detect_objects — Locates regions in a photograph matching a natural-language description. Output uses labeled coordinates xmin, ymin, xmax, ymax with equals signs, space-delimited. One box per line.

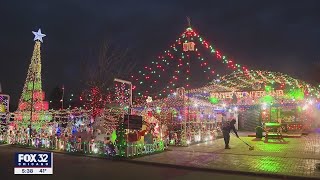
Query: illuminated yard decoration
xmin=211 ymin=70 xmax=319 ymax=98
xmin=14 ymin=29 xmax=51 ymax=129
xmin=209 ymin=97 xmax=219 ymax=104
xmin=202 ymin=70 xmax=320 ymax=104
xmin=287 ymin=88 xmax=304 ymax=100
xmin=138 ymin=69 xmax=320 ymax=135
xmin=260 ymin=95 xmax=274 ymax=104
xmin=129 ymin=20 xmax=320 ymax=140
xmin=131 ymin=24 xmax=250 ymax=100
xmin=0 ymin=94 xmax=10 ymax=133
xmin=0 ymin=94 xmax=10 ymax=113
xmin=202 ymin=70 xmax=319 ymax=131
xmin=133 ymin=87 xmax=223 ymax=146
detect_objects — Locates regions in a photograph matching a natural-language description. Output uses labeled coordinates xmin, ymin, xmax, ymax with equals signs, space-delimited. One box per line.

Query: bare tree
xmin=79 ymin=41 xmax=136 ymax=117
xmin=81 ymin=42 xmax=136 ymax=93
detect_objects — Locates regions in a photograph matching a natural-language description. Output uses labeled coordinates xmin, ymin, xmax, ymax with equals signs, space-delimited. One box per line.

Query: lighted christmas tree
xmin=14 ymin=29 xmax=51 ymax=129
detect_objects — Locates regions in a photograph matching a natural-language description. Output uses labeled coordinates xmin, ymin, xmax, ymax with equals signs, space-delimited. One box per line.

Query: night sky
xmin=1 ymin=0 xmax=320 ymax=109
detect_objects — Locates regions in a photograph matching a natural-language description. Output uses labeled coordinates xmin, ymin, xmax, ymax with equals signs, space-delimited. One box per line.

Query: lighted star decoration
xmin=32 ymin=29 xmax=46 ymax=43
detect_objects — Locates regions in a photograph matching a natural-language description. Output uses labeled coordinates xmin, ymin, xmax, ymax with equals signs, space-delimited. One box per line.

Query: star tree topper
xmin=32 ymin=29 xmax=46 ymax=43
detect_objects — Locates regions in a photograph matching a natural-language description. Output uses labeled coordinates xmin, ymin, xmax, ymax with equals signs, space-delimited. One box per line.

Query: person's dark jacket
xmin=222 ymin=119 xmax=239 ymax=137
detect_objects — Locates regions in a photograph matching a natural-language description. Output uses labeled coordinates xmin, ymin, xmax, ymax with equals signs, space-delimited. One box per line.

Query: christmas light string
xmin=214 ymin=70 xmax=320 ymax=98
xmin=131 ymin=27 xmax=250 ymax=101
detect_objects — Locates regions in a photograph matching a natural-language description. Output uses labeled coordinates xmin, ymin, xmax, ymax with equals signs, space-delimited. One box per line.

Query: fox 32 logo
xmin=15 ymin=153 xmax=52 ymax=168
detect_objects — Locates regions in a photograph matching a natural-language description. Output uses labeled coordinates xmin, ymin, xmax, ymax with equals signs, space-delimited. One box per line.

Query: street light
xmin=61 ymin=85 xmax=65 ymax=109
xmin=114 ymin=78 xmax=132 ymax=114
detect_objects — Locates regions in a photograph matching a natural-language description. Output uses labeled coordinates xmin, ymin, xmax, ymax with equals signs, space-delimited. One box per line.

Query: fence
xmin=0 ymin=133 xmax=165 ymax=157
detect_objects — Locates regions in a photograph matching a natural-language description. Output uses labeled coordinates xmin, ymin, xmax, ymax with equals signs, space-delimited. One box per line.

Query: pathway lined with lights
xmin=134 ymin=133 xmax=320 ymax=178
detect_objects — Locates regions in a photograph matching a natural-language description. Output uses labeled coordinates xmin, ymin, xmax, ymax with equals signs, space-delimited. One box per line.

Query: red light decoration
xmin=130 ymin=26 xmax=250 ymax=100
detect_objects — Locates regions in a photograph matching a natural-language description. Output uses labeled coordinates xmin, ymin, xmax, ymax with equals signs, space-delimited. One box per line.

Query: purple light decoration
xmin=317 ymin=103 xmax=320 ymax=110
xmin=178 ymin=115 xmax=182 ymax=119
xmin=72 ymin=126 xmax=77 ymax=135
xmin=35 ymin=138 xmax=40 ymax=147
xmin=56 ymin=127 xmax=61 ymax=136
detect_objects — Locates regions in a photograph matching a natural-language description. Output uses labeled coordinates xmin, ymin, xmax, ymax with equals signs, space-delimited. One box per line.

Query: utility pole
xmin=61 ymin=85 xmax=65 ymax=109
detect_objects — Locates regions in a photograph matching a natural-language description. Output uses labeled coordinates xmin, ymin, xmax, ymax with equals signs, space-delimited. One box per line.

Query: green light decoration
xmin=209 ymin=97 xmax=219 ymax=104
xmin=156 ymin=107 xmax=161 ymax=114
xmin=39 ymin=114 xmax=52 ymax=121
xmin=265 ymin=85 xmax=272 ymax=92
xmin=297 ymin=106 xmax=302 ymax=112
xmin=116 ymin=121 xmax=127 ymax=157
xmin=255 ymin=156 xmax=282 ymax=172
xmin=207 ymin=70 xmax=320 ymax=99
xmin=33 ymin=123 xmax=42 ymax=131
xmin=27 ymin=82 xmax=42 ymax=91
xmin=286 ymin=88 xmax=304 ymax=100
xmin=260 ymin=95 xmax=274 ymax=104
xmin=158 ymin=141 xmax=165 ymax=150
xmin=23 ymin=114 xmax=30 ymax=121
xmin=22 ymin=92 xmax=32 ymax=101
xmin=111 ymin=130 xmax=117 ymax=144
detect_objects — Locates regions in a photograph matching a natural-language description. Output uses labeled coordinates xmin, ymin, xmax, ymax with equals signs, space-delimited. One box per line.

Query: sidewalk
xmin=133 ymin=133 xmax=320 ymax=178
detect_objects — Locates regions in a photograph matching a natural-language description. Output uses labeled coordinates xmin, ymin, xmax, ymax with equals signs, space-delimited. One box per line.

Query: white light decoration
xmin=302 ymin=104 xmax=308 ymax=110
xmin=32 ymin=29 xmax=46 ymax=43
xmin=146 ymin=96 xmax=153 ymax=103
xmin=262 ymin=103 xmax=267 ymax=110
xmin=93 ymin=148 xmax=99 ymax=154
xmin=308 ymin=99 xmax=314 ymax=105
xmin=194 ymin=135 xmax=201 ymax=142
